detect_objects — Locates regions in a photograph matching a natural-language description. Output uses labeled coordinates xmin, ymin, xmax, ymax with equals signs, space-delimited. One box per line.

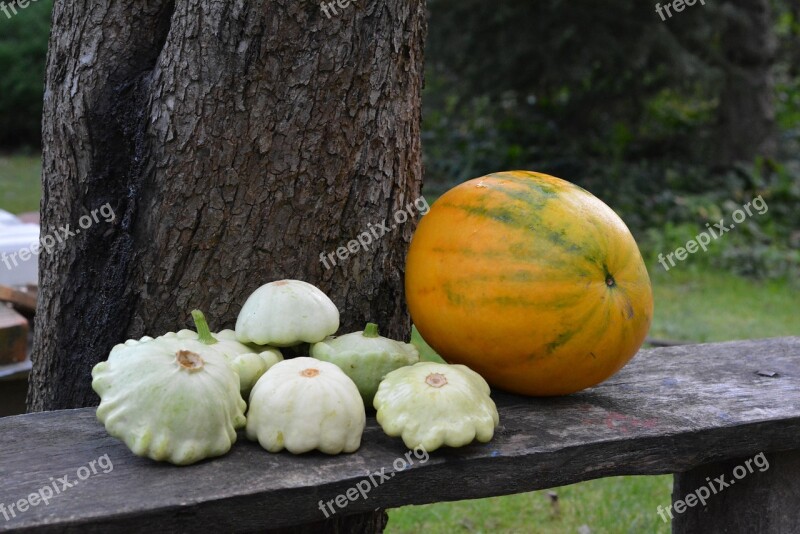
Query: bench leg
xmin=266 ymin=510 xmax=388 ymax=533
xmin=671 ymin=450 xmax=800 ymax=533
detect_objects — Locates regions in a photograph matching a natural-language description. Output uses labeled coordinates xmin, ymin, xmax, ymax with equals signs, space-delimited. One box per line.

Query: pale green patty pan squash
xmin=92 ymin=335 xmax=247 ymax=466
xmin=311 ymin=323 xmax=419 ymax=405
xmin=373 ymin=362 xmax=500 ymax=451
xmin=162 ymin=311 xmax=283 ymax=397
xmin=236 ymin=279 xmax=340 ymax=347
xmin=246 ymin=357 xmax=365 ymax=454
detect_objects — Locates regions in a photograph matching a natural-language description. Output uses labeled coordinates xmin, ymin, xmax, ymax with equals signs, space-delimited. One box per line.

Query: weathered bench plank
xmin=1 ymin=337 xmax=798 ymax=532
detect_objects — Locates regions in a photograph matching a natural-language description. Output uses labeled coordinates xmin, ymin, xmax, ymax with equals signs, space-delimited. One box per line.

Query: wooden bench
xmin=1 ymin=337 xmax=798 ymax=532
xmin=0 ymin=305 xmax=28 ymax=366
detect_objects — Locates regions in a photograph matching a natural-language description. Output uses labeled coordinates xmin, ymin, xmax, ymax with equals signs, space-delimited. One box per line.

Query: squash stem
xmin=192 ymin=310 xmax=218 ymax=345
xmin=363 ymin=323 xmax=380 ymax=338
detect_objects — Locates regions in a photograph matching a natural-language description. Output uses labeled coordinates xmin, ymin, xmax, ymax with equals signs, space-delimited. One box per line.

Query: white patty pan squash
xmin=235 ymin=280 xmax=339 ymax=347
xmin=373 ymin=362 xmax=500 ymax=452
xmin=92 ymin=335 xmax=247 ymax=466
xmin=246 ymin=357 xmax=365 ymax=454
xmin=109 ymin=335 xmax=155 ymax=355
xmin=162 ymin=311 xmax=283 ymax=396
xmin=311 ymin=323 xmax=419 ymax=405
xmin=221 ymin=342 xmax=283 ymax=397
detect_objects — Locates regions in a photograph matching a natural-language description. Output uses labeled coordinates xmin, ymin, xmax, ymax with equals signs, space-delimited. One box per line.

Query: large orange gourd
xmin=405 ymin=171 xmax=653 ymax=396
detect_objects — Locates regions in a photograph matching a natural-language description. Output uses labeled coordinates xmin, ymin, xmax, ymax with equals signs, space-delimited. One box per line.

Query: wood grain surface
xmin=1 ymin=337 xmax=798 ymax=532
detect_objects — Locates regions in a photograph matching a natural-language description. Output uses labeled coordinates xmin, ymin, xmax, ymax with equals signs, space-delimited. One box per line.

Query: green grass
xmin=392 ymin=266 xmax=797 ymax=533
xmin=0 ymin=153 xmax=41 ymax=214
xmin=648 ymin=266 xmax=798 ymax=342
xmin=388 ymin=476 xmax=673 ymax=534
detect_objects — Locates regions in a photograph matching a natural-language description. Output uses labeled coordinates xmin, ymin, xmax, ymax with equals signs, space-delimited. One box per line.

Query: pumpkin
xmin=405 ymin=171 xmax=653 ymax=396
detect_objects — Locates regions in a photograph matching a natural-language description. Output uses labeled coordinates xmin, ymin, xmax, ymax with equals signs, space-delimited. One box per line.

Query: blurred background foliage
xmin=0 ymin=0 xmax=51 ymax=148
xmin=0 ymin=0 xmax=797 ymax=276
xmin=422 ymin=0 xmax=800 ymax=281
xmin=0 ymin=2 xmax=796 ymax=532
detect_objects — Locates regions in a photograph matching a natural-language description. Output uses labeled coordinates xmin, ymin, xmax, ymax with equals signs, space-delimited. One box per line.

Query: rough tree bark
xmin=30 ymin=0 xmax=426 ymax=410
xmin=716 ymin=0 xmax=777 ymax=166
xmin=30 ymin=1 xmax=426 ymax=530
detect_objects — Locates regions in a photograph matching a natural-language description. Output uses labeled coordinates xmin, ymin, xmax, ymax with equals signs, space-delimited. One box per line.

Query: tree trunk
xmin=715 ymin=0 xmax=777 ymax=166
xmin=30 ymin=1 xmax=425 ymax=531
xmin=29 ymin=0 xmax=426 ymax=408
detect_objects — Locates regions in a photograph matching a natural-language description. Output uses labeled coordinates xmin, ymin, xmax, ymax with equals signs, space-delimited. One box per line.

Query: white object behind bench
xmin=0 ymin=209 xmax=39 ymax=287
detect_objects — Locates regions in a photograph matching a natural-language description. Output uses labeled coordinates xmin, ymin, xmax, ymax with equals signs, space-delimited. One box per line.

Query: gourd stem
xmin=192 ymin=310 xmax=218 ymax=345
xmin=363 ymin=323 xmax=380 ymax=338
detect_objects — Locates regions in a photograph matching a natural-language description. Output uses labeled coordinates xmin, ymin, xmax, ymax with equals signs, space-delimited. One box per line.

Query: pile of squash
xmin=92 ymin=280 xmax=499 ymax=465
xmin=93 ymin=170 xmax=653 ymax=465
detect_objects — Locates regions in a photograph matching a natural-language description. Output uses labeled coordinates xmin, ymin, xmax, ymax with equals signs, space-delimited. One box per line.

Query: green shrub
xmin=0 ymin=0 xmax=53 ymax=148
xmin=636 ymin=161 xmax=800 ymax=282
